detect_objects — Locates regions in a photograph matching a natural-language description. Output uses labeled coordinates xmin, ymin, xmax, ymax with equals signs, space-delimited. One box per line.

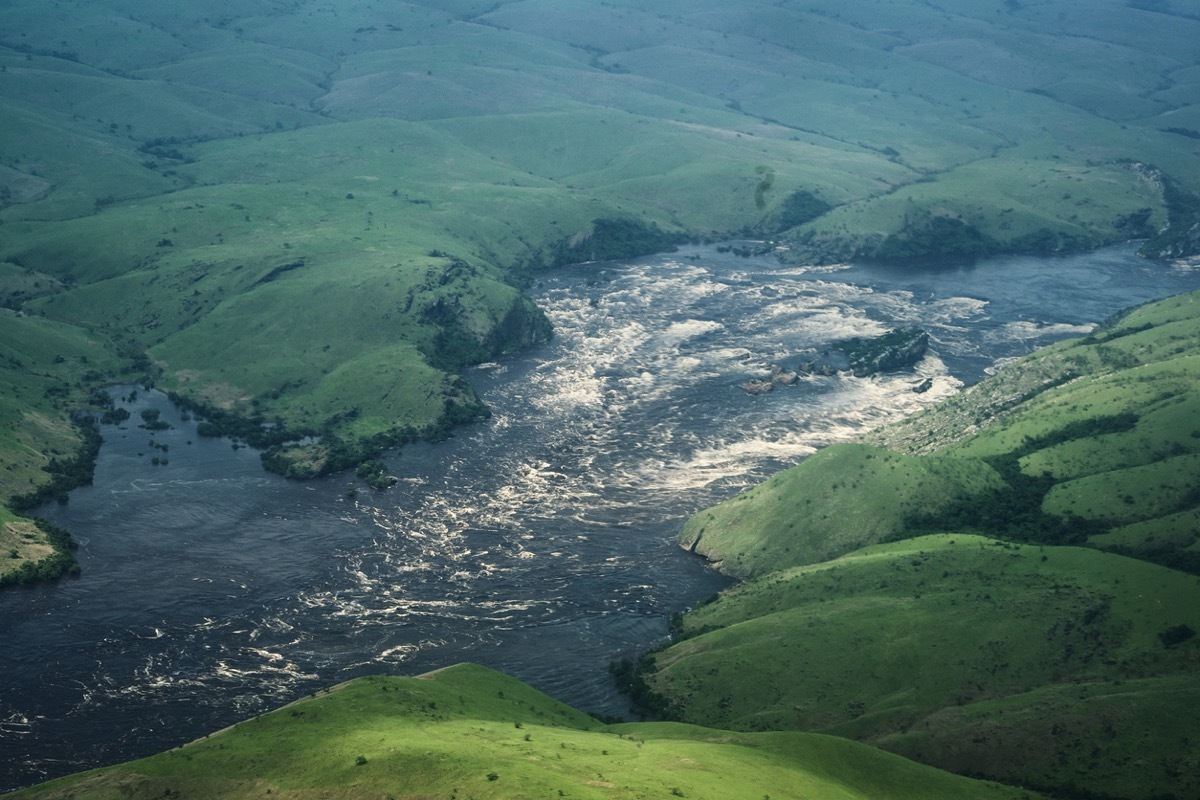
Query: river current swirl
xmin=2 ymin=243 xmax=1198 ymax=790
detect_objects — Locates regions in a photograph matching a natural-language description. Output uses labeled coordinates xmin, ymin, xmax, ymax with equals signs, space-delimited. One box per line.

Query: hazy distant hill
xmin=644 ymin=290 xmax=1200 ymax=800
xmin=2 ymin=0 xmax=1199 ymax=582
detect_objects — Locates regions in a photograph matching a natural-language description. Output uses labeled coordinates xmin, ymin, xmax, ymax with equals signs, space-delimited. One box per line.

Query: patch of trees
xmin=1159 ymin=623 xmax=1195 ymax=648
xmin=609 ymin=655 xmax=676 ymax=720
xmin=547 ymin=218 xmax=687 ymax=268
xmin=136 ymin=138 xmax=196 ymax=164
xmin=170 ymin=392 xmax=310 ymax=450
xmin=139 ymin=408 xmax=170 ymax=431
xmin=901 ymin=413 xmax=1140 ymax=547
xmin=870 ymin=216 xmax=1001 ymax=262
xmin=423 ymin=300 xmax=491 ymax=371
xmin=355 ymin=460 xmax=396 ymax=490
xmin=253 ymin=259 xmax=305 ymax=287
xmin=1139 ymin=175 xmax=1200 ymax=259
xmin=0 ymin=519 xmax=79 ymax=589
xmin=89 ymin=387 xmax=132 ymax=425
xmin=760 ymin=189 xmax=832 ymax=234
xmin=8 ymin=418 xmax=103 ymax=512
xmin=421 ymin=293 xmax=551 ymax=372
xmin=753 ymin=166 xmax=775 ymax=211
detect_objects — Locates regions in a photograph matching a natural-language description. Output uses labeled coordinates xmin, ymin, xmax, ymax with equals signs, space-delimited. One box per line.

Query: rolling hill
xmin=6 ymin=663 xmax=1042 ymax=800
xmin=4 ymin=3 xmax=1200 ymax=792
xmin=643 ymin=290 xmax=1200 ymax=799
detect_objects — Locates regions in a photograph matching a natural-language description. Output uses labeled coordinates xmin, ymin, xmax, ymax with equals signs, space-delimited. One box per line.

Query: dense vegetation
xmin=0 ymin=514 xmax=79 ymax=587
xmin=653 ymin=290 xmax=1200 ymax=800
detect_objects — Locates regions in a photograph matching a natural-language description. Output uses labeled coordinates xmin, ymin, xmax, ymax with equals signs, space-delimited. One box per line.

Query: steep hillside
xmin=9 ymin=663 xmax=1040 ymax=800
xmin=648 ymin=290 xmax=1200 ymax=799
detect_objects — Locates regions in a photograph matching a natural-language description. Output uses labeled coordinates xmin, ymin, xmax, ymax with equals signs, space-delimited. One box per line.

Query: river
xmin=2 ymin=242 xmax=1198 ymax=791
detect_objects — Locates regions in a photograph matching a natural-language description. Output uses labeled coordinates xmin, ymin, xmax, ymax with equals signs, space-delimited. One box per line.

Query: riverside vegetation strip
xmin=3 ymin=0 xmax=1200 ymax=584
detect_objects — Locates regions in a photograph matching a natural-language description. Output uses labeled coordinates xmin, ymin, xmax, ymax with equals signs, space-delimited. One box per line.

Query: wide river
xmin=3 ymin=243 xmax=1199 ymax=790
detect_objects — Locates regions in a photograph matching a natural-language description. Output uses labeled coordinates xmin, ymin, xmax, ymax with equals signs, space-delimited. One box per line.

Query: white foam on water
xmin=992 ymin=320 xmax=1095 ymax=341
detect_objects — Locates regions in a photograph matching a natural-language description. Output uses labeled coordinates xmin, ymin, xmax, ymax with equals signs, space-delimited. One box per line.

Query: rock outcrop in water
xmin=836 ymin=327 xmax=929 ymax=377
xmin=739 ymin=331 xmax=927 ymax=394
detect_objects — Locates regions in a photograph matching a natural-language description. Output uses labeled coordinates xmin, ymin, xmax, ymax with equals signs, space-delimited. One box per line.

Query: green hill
xmin=8 ymin=663 xmax=1040 ymax=800
xmin=646 ymin=290 xmax=1200 ymax=799
xmin=645 ymin=536 xmax=1199 ymax=800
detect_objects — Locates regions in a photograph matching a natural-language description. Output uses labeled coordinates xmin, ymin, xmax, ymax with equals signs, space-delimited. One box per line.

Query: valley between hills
xmin=2 ymin=1 xmax=1200 ymax=798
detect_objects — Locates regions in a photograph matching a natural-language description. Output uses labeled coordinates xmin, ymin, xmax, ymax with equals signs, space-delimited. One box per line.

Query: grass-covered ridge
xmin=9 ymin=663 xmax=1040 ymax=800
xmin=648 ymin=290 xmax=1200 ymax=799
xmin=2 ymin=0 xmax=1199 ymax=516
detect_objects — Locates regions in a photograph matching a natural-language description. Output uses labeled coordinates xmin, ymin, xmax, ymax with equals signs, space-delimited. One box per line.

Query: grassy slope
xmin=0 ymin=1 xmax=1195 ymax=788
xmin=10 ymin=663 xmax=1039 ymax=800
xmin=649 ymin=535 xmax=1199 ymax=800
xmin=652 ymin=291 xmax=1200 ymax=798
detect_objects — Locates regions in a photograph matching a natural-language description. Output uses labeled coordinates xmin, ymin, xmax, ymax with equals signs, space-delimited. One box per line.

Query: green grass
xmin=680 ymin=443 xmax=1004 ymax=579
xmin=10 ymin=663 xmax=1041 ymax=800
xmin=646 ymin=535 xmax=1200 ymax=800
xmin=1 ymin=2 xmax=1197 ymax=792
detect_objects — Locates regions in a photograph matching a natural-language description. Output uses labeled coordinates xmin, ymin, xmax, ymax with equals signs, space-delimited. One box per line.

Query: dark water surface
xmin=3 ymin=243 xmax=1198 ymax=790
